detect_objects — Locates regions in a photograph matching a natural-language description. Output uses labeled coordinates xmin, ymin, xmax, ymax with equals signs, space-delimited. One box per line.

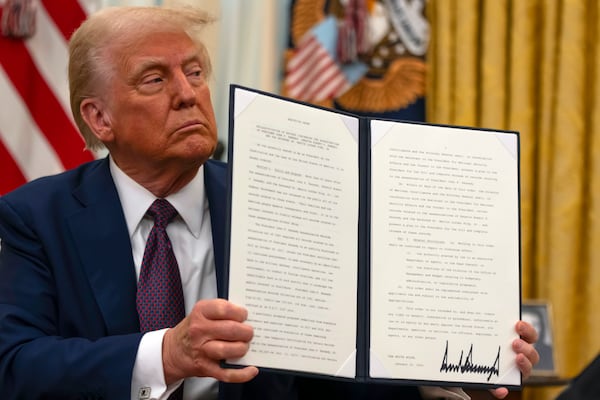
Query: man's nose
xmin=171 ymin=71 xmax=196 ymax=109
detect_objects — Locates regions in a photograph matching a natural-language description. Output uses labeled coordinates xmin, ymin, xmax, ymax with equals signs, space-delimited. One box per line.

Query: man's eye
xmin=143 ymin=76 xmax=163 ymax=84
xmin=188 ymin=69 xmax=202 ymax=78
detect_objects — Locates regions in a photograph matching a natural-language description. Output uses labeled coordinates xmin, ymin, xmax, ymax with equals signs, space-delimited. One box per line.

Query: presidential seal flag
xmin=285 ymin=0 xmax=429 ymax=121
xmin=0 ymin=0 xmax=96 ymax=195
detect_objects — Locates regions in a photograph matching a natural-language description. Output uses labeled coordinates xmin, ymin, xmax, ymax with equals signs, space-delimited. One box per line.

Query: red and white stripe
xmin=0 ymin=0 xmax=97 ymax=195
xmin=284 ymin=34 xmax=350 ymax=103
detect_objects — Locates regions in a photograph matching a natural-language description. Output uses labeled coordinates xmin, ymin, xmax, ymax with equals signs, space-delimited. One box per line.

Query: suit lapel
xmin=67 ymin=158 xmax=140 ymax=334
xmin=64 ymin=159 xmax=228 ymax=334
xmin=204 ymin=160 xmax=228 ymax=297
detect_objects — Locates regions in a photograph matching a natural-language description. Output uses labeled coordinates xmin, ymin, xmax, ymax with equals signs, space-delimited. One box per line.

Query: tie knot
xmin=147 ymin=199 xmax=178 ymax=228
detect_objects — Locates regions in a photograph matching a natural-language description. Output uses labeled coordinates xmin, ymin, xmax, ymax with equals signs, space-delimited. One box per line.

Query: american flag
xmin=0 ymin=0 xmax=97 ymax=195
xmin=285 ymin=31 xmax=348 ymax=103
xmin=284 ymin=16 xmax=367 ymax=104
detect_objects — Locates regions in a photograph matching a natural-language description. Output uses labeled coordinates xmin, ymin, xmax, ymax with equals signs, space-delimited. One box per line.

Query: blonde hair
xmin=68 ymin=6 xmax=214 ymax=150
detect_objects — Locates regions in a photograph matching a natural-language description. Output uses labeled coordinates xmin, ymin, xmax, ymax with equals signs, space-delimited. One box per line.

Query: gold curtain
xmin=427 ymin=1 xmax=600 ymax=399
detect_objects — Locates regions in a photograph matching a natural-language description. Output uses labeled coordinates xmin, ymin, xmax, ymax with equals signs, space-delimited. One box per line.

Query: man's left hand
xmin=490 ymin=320 xmax=540 ymax=399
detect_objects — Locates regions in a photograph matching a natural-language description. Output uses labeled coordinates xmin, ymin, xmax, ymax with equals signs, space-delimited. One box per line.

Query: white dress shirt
xmin=109 ymin=158 xmax=219 ymax=400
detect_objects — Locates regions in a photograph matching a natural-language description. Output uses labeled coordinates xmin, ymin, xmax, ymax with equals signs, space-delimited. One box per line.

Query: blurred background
xmin=1 ymin=1 xmax=598 ymax=399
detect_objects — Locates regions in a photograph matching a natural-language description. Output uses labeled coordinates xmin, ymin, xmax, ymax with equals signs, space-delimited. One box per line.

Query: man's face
xmin=101 ymin=30 xmax=217 ymax=172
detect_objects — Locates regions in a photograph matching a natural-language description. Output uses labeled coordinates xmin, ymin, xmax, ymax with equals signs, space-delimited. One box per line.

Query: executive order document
xmin=225 ymin=85 xmax=522 ymax=389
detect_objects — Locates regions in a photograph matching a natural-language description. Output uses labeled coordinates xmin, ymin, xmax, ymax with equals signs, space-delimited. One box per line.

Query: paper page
xmin=227 ymin=87 xmax=359 ymax=378
xmin=369 ymin=121 xmax=521 ymax=386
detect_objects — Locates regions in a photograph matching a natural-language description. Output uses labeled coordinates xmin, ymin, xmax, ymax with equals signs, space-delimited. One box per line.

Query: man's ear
xmin=80 ymin=98 xmax=114 ymax=143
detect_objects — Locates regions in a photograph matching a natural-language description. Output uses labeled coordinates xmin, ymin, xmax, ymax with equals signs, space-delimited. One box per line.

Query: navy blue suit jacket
xmin=0 ymin=158 xmax=295 ymax=400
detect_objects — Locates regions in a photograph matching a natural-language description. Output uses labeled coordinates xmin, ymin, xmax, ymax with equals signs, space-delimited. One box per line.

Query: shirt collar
xmin=109 ymin=156 xmax=206 ymax=239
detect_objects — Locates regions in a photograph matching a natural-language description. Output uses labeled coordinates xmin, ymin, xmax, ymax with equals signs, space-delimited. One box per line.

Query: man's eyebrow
xmin=129 ymin=57 xmax=167 ymax=80
xmin=130 ymin=52 xmax=204 ymax=79
xmin=181 ymin=52 xmax=204 ymax=67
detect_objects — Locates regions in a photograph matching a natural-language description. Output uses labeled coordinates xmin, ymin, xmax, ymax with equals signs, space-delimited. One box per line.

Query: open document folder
xmin=223 ymin=85 xmax=522 ymax=391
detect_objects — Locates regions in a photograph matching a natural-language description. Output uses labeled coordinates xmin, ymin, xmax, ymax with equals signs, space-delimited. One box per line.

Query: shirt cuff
xmin=131 ymin=328 xmax=183 ymax=400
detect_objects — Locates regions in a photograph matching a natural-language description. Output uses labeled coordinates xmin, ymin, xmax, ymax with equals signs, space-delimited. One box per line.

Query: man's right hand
xmin=161 ymin=298 xmax=259 ymax=384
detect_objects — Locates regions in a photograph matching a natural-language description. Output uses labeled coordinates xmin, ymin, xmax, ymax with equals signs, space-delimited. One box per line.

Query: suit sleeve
xmin=0 ymin=197 xmax=142 ymax=399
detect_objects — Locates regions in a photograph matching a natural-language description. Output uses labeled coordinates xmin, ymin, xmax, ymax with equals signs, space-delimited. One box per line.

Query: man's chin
xmin=179 ymin=137 xmax=216 ymax=161
xmin=184 ymin=146 xmax=216 ymax=166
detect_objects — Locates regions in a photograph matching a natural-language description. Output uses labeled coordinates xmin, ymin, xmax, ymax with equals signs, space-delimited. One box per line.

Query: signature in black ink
xmin=439 ymin=340 xmax=500 ymax=381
